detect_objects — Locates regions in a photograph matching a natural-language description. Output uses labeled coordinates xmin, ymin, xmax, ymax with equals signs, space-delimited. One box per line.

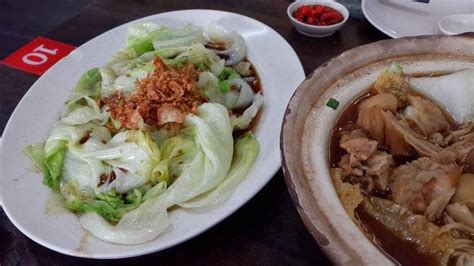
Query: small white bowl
xmin=287 ymin=1 xmax=349 ymax=37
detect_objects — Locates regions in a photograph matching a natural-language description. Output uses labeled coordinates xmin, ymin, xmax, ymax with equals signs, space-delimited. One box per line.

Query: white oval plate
xmin=0 ymin=10 xmax=305 ymax=259
xmin=362 ymin=0 xmax=474 ymax=38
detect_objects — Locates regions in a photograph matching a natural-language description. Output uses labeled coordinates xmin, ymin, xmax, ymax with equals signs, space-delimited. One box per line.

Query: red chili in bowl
xmin=292 ymin=4 xmax=344 ymax=26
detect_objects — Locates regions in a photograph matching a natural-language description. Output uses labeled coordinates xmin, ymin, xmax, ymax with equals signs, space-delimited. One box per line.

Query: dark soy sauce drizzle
xmin=205 ymin=41 xmax=263 ymax=138
xmin=231 ymin=58 xmax=263 ymax=138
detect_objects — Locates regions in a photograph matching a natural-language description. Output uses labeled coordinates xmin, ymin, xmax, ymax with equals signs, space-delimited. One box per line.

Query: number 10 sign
xmin=2 ymin=37 xmax=75 ymax=76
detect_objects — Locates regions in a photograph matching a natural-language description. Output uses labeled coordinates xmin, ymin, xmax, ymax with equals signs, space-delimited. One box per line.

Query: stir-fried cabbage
xmin=24 ymin=22 xmax=262 ymax=245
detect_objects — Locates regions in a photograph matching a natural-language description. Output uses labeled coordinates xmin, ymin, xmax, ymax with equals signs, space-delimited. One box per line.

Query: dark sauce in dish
xmin=201 ymin=44 xmax=263 ymax=137
xmin=329 ymin=91 xmax=372 ymax=167
xmin=233 ymin=58 xmax=263 ymax=138
xmin=355 ymin=205 xmax=439 ymax=266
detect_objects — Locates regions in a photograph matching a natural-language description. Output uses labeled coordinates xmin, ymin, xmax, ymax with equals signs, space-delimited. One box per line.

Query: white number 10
xmin=22 ymin=45 xmax=58 ymax=66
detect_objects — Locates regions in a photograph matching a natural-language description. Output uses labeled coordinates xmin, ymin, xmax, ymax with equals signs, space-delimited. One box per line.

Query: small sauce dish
xmin=287 ymin=1 xmax=349 ymax=37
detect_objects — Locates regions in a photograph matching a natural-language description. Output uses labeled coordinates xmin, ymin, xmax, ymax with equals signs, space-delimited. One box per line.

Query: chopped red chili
xmin=293 ymin=4 xmax=344 ymax=26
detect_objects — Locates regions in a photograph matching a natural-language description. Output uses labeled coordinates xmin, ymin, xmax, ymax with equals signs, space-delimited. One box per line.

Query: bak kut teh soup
xmin=329 ymin=63 xmax=474 ymax=266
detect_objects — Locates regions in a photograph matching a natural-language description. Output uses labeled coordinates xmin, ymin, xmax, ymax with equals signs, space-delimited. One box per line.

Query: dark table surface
xmin=0 ymin=0 xmax=388 ymax=265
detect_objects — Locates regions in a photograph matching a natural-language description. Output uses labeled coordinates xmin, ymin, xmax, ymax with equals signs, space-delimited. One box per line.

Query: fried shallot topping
xmin=104 ymin=58 xmax=206 ymax=129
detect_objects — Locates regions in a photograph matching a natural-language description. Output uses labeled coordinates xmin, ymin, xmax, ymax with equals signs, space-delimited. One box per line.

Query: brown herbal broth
xmin=329 ymin=75 xmax=462 ymax=265
xmin=355 ymin=205 xmax=439 ymax=266
xmin=329 ymin=91 xmax=372 ymax=168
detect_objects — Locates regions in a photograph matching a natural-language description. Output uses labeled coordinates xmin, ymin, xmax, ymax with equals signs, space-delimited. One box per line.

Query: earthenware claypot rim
xmin=280 ymin=34 xmax=474 ymax=265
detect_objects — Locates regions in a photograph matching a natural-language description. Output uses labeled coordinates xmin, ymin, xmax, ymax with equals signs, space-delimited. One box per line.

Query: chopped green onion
xmin=218 ymin=80 xmax=231 ymax=92
xmin=326 ymin=98 xmax=339 ymax=110
xmin=219 ymin=67 xmax=240 ymax=81
xmin=195 ymin=62 xmax=207 ymax=71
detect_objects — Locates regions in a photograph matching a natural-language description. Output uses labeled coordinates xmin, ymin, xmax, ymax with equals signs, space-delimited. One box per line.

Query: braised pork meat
xmin=330 ymin=64 xmax=474 ymax=265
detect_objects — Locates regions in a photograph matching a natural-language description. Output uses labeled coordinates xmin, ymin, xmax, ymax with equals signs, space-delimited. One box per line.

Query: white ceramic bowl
xmin=287 ymin=1 xmax=349 ymax=37
xmin=0 ymin=10 xmax=305 ymax=258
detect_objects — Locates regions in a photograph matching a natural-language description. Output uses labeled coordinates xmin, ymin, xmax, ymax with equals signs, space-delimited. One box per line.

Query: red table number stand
xmin=2 ymin=36 xmax=75 ymax=76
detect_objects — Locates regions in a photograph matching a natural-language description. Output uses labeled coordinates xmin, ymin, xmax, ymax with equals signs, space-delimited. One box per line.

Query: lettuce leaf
xmin=160 ymin=134 xmax=196 ymax=182
xmin=41 ymin=123 xmax=108 ymax=190
xmin=101 ymin=61 xmax=155 ymax=97
xmin=60 ymin=130 xmax=163 ymax=201
xmin=219 ymin=66 xmax=240 ymax=81
xmin=218 ymin=67 xmax=241 ymax=93
xmin=43 ymin=143 xmax=66 ymax=189
xmin=127 ymin=23 xmax=164 ymax=55
xmin=232 ymin=62 xmax=251 ymax=76
xmin=205 ymin=22 xmax=246 ymax=66
xmin=180 ymin=132 xmax=258 ymax=208
xmin=152 ymin=25 xmax=205 ymax=50
xmin=231 ymin=94 xmax=264 ymax=130
xmin=67 ymin=68 xmax=102 ymax=110
xmin=67 ymin=182 xmax=166 ymax=223
xmin=154 ymin=47 xmax=190 ymax=60
xmin=78 ymin=103 xmax=234 ymax=244
xmin=62 ymin=96 xmax=109 ymax=126
xmin=198 ymin=71 xmax=254 ymax=110
xmin=176 ymin=43 xmax=224 ymax=76
xmin=67 ymin=191 xmax=138 ymax=223
xmin=23 ymin=143 xmax=45 ymax=172
xmin=127 ymin=23 xmax=206 ymax=56
xmin=73 ymin=68 xmax=102 ymax=98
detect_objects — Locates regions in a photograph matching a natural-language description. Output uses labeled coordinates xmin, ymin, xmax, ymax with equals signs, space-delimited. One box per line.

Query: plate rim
xmin=361 ymin=0 xmax=404 ymax=39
